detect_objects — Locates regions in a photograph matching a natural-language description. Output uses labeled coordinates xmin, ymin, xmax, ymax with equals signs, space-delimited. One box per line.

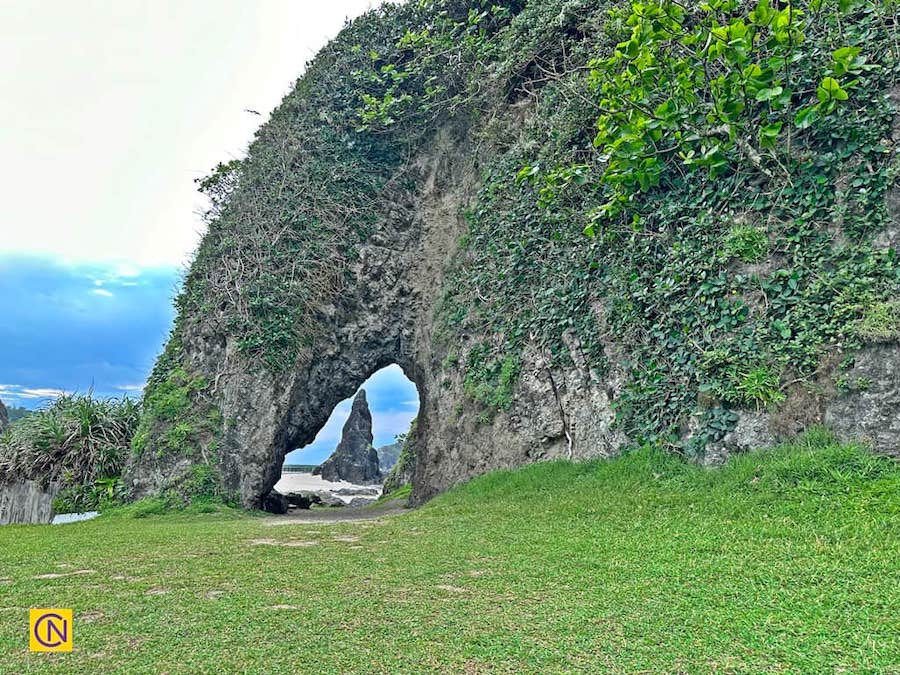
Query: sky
xmin=0 ymin=0 xmax=414 ymax=459
xmin=0 ymin=0 xmax=380 ymax=265
xmin=0 ymin=256 xmax=177 ymax=403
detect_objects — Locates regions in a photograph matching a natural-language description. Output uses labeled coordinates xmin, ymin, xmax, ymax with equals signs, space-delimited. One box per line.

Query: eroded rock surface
xmin=0 ymin=399 xmax=7 ymax=433
xmin=826 ymin=345 xmax=900 ymax=457
xmin=125 ymin=12 xmax=900 ymax=510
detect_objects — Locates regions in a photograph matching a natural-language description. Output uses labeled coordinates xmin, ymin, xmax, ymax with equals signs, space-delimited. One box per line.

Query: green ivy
xmin=439 ymin=0 xmax=898 ymax=452
xmin=149 ymin=0 xmax=898 ymax=463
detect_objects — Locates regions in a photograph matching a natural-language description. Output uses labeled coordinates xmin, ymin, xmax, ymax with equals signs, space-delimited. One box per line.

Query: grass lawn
xmin=1 ymin=431 xmax=898 ymax=673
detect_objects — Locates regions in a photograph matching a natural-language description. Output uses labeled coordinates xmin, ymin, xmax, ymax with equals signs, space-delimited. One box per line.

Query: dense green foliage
xmin=2 ymin=433 xmax=897 ymax=671
xmin=0 ymin=395 xmax=140 ymax=513
xmin=438 ymin=0 xmax=900 ymax=449
xmin=143 ymin=0 xmax=899 ymax=469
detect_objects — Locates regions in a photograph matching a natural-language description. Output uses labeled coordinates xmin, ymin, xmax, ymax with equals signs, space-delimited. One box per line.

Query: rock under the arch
xmin=313 ymin=390 xmax=382 ymax=485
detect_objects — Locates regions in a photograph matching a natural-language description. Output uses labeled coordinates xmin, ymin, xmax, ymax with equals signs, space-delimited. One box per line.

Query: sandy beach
xmin=273 ymin=472 xmax=382 ymax=504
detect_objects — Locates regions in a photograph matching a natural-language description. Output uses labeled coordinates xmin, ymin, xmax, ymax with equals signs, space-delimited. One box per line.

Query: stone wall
xmin=0 ymin=481 xmax=59 ymax=526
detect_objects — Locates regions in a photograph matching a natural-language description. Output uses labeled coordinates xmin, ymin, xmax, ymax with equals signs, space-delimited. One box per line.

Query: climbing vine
xmin=440 ymin=0 xmax=899 ymax=450
xmin=148 ymin=0 xmax=899 ymax=467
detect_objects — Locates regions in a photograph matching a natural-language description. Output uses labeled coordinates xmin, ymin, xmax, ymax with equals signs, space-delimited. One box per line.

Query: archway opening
xmin=273 ymin=364 xmax=419 ymax=510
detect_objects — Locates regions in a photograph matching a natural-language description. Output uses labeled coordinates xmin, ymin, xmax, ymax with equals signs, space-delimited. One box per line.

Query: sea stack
xmin=313 ymin=390 xmax=381 ymax=485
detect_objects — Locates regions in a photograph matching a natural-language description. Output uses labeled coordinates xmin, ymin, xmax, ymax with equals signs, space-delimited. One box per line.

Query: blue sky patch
xmin=0 ymin=255 xmax=179 ymax=405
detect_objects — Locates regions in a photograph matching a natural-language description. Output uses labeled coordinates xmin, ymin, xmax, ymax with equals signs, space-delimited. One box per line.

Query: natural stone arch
xmin=123 ymin=5 xmax=640 ymax=511
xmin=222 ymin=133 xmax=470 ymax=509
xmin=125 ymin=4 xmax=900 ymax=513
xmin=126 ymin=125 xmax=626 ymax=510
xmin=127 ymin=127 xmax=478 ymax=509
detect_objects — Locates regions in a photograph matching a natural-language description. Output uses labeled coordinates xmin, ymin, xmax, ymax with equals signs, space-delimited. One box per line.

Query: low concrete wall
xmin=0 ymin=481 xmax=59 ymax=525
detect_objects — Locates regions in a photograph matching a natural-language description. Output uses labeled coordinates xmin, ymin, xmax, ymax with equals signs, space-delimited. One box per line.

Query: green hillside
xmin=133 ymin=0 xmax=899 ymax=502
xmin=1 ymin=432 xmax=897 ymax=672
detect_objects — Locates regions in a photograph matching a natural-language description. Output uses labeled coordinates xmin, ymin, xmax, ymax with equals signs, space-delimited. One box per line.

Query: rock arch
xmin=128 ymin=128 xmax=484 ymax=508
xmin=126 ymin=6 xmax=900 ymax=511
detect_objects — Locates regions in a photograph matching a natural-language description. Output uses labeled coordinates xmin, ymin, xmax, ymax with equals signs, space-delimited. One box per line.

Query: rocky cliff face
xmin=314 ymin=390 xmax=381 ymax=485
xmin=0 ymin=399 xmax=8 ymax=433
xmin=125 ymin=1 xmax=900 ymax=509
xmin=376 ymin=441 xmax=403 ymax=474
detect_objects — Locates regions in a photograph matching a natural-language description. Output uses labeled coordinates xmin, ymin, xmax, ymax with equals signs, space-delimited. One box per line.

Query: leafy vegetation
xmin=129 ymin=336 xmax=223 ymax=495
xmin=383 ymin=417 xmax=418 ymax=494
xmin=1 ymin=433 xmax=897 ymax=672
xmin=854 ymin=298 xmax=900 ymax=342
xmin=141 ymin=0 xmax=899 ymax=469
xmin=131 ymin=365 xmax=215 ymax=460
xmin=724 ymin=223 xmax=770 ymax=262
xmin=438 ymin=0 xmax=900 ymax=448
xmin=0 ymin=394 xmax=140 ymax=513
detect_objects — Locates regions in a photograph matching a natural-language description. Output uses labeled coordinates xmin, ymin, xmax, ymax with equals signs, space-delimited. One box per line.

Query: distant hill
xmin=6 ymin=406 xmax=30 ymax=423
xmin=376 ymin=442 xmax=402 ymax=473
xmin=282 ymin=464 xmax=318 ymax=473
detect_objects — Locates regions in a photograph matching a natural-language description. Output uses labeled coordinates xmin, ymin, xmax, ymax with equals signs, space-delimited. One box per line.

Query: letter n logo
xmin=30 ymin=609 xmax=73 ymax=652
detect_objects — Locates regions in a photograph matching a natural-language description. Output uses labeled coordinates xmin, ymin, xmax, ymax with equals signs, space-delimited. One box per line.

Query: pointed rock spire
xmin=313 ymin=390 xmax=382 ymax=484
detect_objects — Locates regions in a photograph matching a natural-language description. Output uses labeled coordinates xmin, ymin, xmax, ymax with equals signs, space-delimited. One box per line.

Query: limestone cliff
xmin=125 ymin=1 xmax=900 ymax=509
xmin=314 ymin=390 xmax=381 ymax=485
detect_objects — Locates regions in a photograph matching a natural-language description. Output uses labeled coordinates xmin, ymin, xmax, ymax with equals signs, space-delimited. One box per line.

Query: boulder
xmin=282 ymin=490 xmax=347 ymax=508
xmin=346 ymin=496 xmax=377 ymax=508
xmin=332 ymin=486 xmax=380 ymax=497
xmin=313 ymin=390 xmax=382 ymax=484
xmin=314 ymin=492 xmax=347 ymax=507
xmin=261 ymin=491 xmax=288 ymax=514
xmin=285 ymin=493 xmax=316 ymax=509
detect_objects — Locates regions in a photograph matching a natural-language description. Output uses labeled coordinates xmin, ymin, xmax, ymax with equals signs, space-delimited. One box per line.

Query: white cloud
xmin=115 ymin=384 xmax=145 ymax=393
xmin=22 ymin=387 xmax=68 ymax=398
xmin=371 ymin=409 xmax=417 ymax=439
xmin=91 ymin=288 xmax=114 ymax=298
xmin=114 ymin=263 xmax=142 ymax=278
xmin=0 ymin=384 xmax=69 ymax=402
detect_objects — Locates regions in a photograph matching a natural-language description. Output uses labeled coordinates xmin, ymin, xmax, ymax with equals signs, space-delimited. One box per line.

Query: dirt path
xmin=263 ymin=501 xmax=409 ymax=526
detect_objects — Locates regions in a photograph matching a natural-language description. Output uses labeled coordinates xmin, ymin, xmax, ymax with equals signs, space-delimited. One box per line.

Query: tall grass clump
xmin=0 ymin=394 xmax=140 ymax=512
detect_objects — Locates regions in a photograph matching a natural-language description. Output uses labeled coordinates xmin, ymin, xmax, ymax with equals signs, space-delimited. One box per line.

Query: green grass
xmin=1 ymin=432 xmax=897 ymax=673
xmin=855 ymin=300 xmax=900 ymax=344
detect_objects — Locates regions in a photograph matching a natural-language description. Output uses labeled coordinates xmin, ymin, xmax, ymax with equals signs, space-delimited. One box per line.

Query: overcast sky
xmin=0 ymin=0 xmax=378 ymax=266
xmin=0 ymin=0 xmax=416 ymax=457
